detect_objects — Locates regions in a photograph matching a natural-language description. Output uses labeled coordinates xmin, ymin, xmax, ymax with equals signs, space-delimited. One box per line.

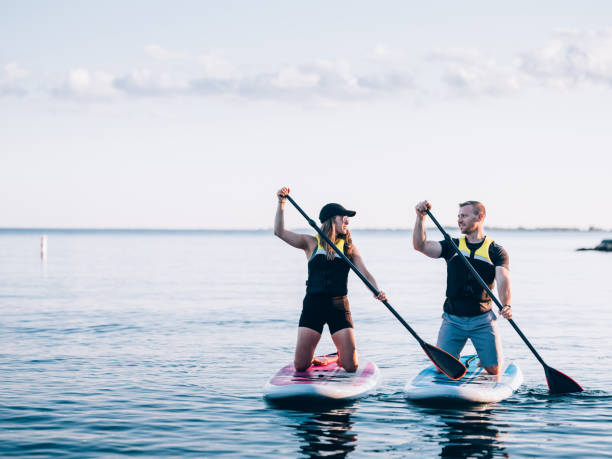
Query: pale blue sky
xmin=2 ymin=1 xmax=611 ymax=229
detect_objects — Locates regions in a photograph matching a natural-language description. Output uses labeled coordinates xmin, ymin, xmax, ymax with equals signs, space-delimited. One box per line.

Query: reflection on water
xmin=288 ymin=406 xmax=357 ymax=458
xmin=423 ymin=406 xmax=508 ymax=458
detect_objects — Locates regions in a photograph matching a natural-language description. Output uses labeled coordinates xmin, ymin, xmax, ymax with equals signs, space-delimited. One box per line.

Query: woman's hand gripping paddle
xmin=426 ymin=209 xmax=583 ymax=394
xmin=284 ymin=194 xmax=467 ymax=380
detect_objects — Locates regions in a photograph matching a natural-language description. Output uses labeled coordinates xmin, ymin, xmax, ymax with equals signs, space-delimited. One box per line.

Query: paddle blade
xmin=421 ymin=342 xmax=467 ymax=380
xmin=544 ymin=365 xmax=583 ymax=394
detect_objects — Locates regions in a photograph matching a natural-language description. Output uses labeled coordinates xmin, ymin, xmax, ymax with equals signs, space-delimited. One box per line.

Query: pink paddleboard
xmin=264 ymin=354 xmax=381 ymax=402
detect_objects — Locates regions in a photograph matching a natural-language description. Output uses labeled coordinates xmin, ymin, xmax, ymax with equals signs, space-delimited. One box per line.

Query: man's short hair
xmin=459 ymin=200 xmax=486 ymax=217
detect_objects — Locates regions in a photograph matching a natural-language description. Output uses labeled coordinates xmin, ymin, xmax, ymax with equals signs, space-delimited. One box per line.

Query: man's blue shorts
xmin=436 ymin=310 xmax=503 ymax=368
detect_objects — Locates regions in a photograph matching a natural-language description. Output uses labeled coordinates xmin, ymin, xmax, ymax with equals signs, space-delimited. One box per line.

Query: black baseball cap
xmin=319 ymin=203 xmax=356 ymax=223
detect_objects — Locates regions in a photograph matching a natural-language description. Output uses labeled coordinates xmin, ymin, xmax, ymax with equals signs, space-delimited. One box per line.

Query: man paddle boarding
xmin=413 ymin=200 xmax=512 ymax=375
xmin=275 ymin=187 xmax=387 ymax=373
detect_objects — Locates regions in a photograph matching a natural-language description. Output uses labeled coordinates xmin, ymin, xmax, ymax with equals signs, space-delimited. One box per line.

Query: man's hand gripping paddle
xmin=426 ymin=209 xmax=583 ymax=394
xmin=284 ymin=194 xmax=467 ymax=380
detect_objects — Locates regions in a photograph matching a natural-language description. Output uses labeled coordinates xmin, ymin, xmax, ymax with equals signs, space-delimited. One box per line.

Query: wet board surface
xmin=264 ymin=354 xmax=380 ymax=403
xmin=405 ymin=354 xmax=523 ymax=405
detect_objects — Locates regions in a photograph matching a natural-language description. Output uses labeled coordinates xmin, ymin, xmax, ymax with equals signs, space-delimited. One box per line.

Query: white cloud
xmin=519 ymin=29 xmax=612 ymax=89
xmin=235 ymin=60 xmax=412 ymax=102
xmin=304 ymin=60 xmax=361 ymax=96
xmin=53 ymin=68 xmax=120 ymax=100
xmin=429 ymin=31 xmax=612 ymax=97
xmin=198 ymin=51 xmax=237 ymax=79
xmin=4 ymin=62 xmax=29 ymax=80
xmin=114 ymin=69 xmax=190 ymax=96
xmin=190 ymin=76 xmax=236 ymax=96
xmin=42 ymin=29 xmax=612 ymax=104
xmin=265 ymin=60 xmax=362 ymax=99
xmin=1 ymin=62 xmax=29 ymax=97
xmin=271 ymin=66 xmax=320 ymax=89
xmin=109 ymin=58 xmax=413 ymax=102
xmin=358 ymin=71 xmax=413 ymax=91
xmin=429 ymin=48 xmax=524 ymax=97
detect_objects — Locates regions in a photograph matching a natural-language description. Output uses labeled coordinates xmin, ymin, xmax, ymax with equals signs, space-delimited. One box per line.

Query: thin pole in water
xmin=40 ymin=235 xmax=47 ymax=260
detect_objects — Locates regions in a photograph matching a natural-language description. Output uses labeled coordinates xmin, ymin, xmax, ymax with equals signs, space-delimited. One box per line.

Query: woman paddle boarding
xmin=274 ymin=187 xmax=387 ymax=373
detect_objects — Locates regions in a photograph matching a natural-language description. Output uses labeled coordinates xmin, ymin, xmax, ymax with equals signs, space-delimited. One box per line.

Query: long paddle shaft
xmin=283 ymin=194 xmax=467 ymax=380
xmin=426 ymin=209 xmax=583 ymax=394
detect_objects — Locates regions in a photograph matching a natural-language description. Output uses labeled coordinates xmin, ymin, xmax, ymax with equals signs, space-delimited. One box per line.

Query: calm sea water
xmin=1 ymin=229 xmax=611 ymax=457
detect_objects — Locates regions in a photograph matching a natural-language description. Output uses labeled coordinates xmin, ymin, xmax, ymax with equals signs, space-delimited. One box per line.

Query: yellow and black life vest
xmin=444 ymin=236 xmax=496 ymax=317
xmin=306 ymin=235 xmax=350 ymax=296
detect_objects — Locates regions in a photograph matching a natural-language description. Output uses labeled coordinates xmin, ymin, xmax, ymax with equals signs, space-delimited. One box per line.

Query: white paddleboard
xmin=264 ymin=354 xmax=380 ymax=403
xmin=405 ymin=354 xmax=523 ymax=404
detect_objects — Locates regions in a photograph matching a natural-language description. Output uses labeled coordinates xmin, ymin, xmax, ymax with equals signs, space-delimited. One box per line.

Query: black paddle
xmin=284 ymin=194 xmax=467 ymax=380
xmin=426 ymin=209 xmax=583 ymax=394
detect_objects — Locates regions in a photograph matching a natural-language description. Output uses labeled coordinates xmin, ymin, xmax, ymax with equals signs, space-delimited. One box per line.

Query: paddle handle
xmin=425 ymin=210 xmax=548 ymax=367
xmin=285 ymin=194 xmax=424 ymax=344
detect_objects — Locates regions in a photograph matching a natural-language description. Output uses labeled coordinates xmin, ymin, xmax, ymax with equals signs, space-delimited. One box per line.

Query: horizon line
xmin=1 ymin=226 xmax=610 ymax=233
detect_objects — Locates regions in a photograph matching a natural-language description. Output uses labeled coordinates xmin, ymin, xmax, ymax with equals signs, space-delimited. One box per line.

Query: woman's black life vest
xmin=444 ymin=236 xmax=496 ymax=317
xmin=305 ymin=235 xmax=350 ymax=296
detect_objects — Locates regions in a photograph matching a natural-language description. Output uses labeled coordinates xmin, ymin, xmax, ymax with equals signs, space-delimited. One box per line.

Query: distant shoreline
xmin=1 ymin=227 xmax=610 ymax=233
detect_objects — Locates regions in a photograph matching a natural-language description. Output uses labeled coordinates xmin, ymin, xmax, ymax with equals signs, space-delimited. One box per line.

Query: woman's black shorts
xmin=298 ymin=293 xmax=353 ymax=335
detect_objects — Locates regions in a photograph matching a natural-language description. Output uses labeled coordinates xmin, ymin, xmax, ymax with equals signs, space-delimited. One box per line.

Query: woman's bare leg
xmin=294 ymin=327 xmax=322 ymax=371
xmin=331 ymin=328 xmax=358 ymax=372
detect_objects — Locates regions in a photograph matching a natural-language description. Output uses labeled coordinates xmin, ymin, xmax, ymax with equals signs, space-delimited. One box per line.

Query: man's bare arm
xmin=413 ymin=200 xmax=442 ymax=258
xmin=495 ymin=266 xmax=513 ymax=319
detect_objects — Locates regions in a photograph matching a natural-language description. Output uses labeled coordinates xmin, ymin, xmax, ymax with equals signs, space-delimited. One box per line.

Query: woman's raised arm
xmin=274 ymin=187 xmax=316 ymax=254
